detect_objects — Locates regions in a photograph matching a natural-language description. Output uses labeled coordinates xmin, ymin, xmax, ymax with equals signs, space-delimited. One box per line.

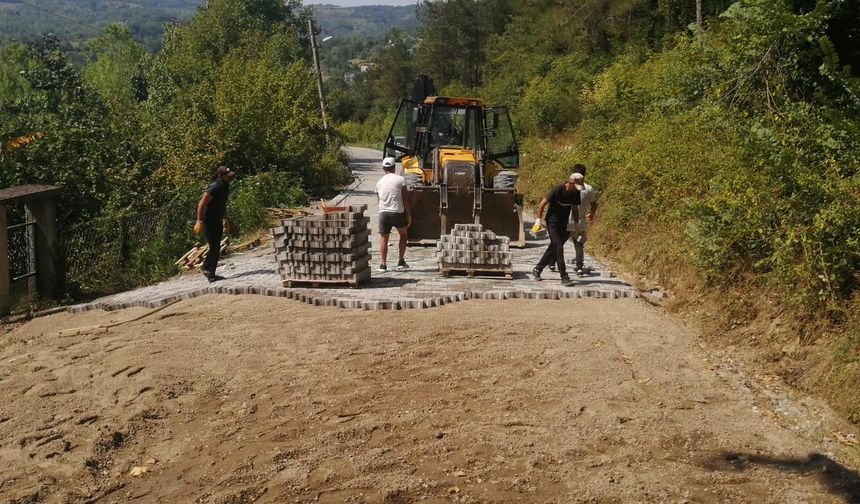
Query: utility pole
xmin=308 ymin=18 xmax=329 ymax=141
xmin=696 ymin=0 xmax=703 ymax=26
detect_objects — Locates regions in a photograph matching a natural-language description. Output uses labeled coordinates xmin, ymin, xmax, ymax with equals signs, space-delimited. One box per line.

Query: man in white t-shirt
xmin=568 ymin=166 xmax=598 ymax=275
xmin=375 ymin=157 xmax=412 ymax=271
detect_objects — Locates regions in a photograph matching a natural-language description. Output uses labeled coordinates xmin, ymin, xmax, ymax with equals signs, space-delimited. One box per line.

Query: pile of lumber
xmin=437 ymin=223 xmax=513 ymax=278
xmin=175 ymin=237 xmax=230 ymax=270
xmin=271 ymin=205 xmax=371 ymax=288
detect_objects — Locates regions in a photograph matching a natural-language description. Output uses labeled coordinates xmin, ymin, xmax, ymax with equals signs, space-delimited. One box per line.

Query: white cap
xmin=382 ymin=157 xmax=396 ymax=168
xmin=569 ymin=172 xmax=584 ymax=189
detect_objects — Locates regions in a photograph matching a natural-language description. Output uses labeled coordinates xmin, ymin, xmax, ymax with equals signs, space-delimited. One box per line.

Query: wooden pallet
xmin=282 ymin=277 xmax=365 ymax=289
xmin=439 ymin=266 xmax=513 ymax=279
xmin=175 ymin=237 xmax=230 ymax=270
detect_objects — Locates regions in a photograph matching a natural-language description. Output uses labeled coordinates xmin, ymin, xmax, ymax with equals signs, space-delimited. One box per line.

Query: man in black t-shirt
xmin=193 ymin=165 xmax=235 ymax=282
xmin=532 ymin=173 xmax=581 ymax=284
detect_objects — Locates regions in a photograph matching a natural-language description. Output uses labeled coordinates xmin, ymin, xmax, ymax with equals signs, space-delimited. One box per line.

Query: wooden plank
xmin=175 ymin=243 xmax=202 ymax=266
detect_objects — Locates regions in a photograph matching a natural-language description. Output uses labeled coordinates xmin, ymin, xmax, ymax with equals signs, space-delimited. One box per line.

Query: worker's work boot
xmin=532 ymin=267 xmax=542 ymax=281
xmin=560 ymin=275 xmax=573 ymax=286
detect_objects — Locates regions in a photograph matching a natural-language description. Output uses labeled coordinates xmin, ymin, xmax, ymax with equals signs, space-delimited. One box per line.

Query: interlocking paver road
xmin=70 ymin=147 xmax=637 ymax=312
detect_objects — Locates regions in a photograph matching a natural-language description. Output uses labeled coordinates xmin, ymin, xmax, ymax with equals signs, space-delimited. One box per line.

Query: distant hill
xmin=312 ymin=4 xmax=417 ymax=37
xmin=0 ymin=0 xmax=202 ymax=50
xmin=0 ymin=1 xmax=416 ymax=51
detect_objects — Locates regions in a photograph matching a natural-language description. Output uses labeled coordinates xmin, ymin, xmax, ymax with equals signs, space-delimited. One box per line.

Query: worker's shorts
xmin=378 ymin=211 xmax=407 ymax=235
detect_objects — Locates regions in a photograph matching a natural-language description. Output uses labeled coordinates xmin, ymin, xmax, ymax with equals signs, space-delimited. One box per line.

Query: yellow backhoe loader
xmin=383 ymin=75 xmax=524 ymax=246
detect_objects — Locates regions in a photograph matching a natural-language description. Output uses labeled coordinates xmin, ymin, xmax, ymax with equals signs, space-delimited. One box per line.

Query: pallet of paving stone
xmin=272 ymin=204 xmax=372 ymax=288
xmin=279 ymin=257 xmax=370 ymax=276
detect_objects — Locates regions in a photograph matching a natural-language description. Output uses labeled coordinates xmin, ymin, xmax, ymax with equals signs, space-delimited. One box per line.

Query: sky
xmin=304 ymin=1 xmax=417 ymax=5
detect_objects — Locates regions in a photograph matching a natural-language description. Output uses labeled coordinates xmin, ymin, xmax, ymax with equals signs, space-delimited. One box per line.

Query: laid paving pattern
xmin=69 ymin=147 xmax=638 ymax=313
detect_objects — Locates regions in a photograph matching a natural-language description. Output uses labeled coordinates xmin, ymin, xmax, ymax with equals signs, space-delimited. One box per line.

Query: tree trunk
xmin=696 ymin=0 xmax=703 ymax=26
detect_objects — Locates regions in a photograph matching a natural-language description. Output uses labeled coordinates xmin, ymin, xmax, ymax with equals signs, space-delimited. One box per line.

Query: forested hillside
xmin=314 ymin=4 xmax=417 ymax=36
xmin=0 ymin=0 xmax=202 ymax=51
xmin=0 ymin=0 xmax=348 ymax=293
xmin=334 ymin=0 xmax=860 ymax=423
xmin=0 ymin=1 xmax=416 ymax=56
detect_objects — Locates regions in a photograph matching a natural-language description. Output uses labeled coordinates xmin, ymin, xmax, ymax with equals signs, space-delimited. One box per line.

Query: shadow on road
xmin=360 ymin=277 xmax=420 ymax=289
xmin=703 ymin=451 xmax=860 ymax=503
xmin=230 ymin=269 xmax=276 ymax=279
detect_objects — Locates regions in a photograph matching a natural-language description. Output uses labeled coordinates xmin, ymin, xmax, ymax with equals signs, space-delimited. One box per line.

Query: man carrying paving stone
xmin=193 ymin=165 xmax=235 ymax=282
xmin=376 ymin=157 xmax=411 ymax=272
xmin=532 ymin=172 xmax=580 ymax=284
xmin=569 ymin=166 xmax=598 ymax=276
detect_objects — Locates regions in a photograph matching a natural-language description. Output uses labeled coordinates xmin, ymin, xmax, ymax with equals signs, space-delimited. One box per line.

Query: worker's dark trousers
xmin=202 ymin=220 xmax=222 ymax=276
xmin=536 ymin=221 xmax=567 ymax=277
xmin=570 ymin=231 xmax=586 ymax=270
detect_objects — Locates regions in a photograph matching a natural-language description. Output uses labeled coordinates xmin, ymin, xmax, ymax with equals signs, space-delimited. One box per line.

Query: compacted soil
xmin=1 ymin=296 xmax=858 ymax=503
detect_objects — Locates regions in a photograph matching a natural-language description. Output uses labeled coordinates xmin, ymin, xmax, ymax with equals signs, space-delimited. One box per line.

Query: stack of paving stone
xmin=436 ymin=223 xmax=513 ymax=278
xmin=272 ymin=204 xmax=371 ymax=287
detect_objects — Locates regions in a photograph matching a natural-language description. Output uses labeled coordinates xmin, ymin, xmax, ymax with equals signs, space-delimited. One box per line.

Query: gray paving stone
xmin=69 ymin=150 xmax=639 ymax=313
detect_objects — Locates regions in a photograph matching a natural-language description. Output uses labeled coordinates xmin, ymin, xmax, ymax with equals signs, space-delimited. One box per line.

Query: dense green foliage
xmin=510 ymin=0 xmax=860 ymax=315
xmin=335 ymin=0 xmax=859 ymax=313
xmin=0 ymin=0 xmax=351 ymax=295
xmin=229 ymin=171 xmax=309 ymax=236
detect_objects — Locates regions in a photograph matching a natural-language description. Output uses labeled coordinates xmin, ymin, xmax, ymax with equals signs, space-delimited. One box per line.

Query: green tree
xmin=415 ymin=0 xmax=513 ymax=89
xmin=0 ymin=44 xmax=32 ymax=101
xmin=0 ymin=37 xmax=131 ymax=223
xmin=144 ymin=0 xmax=348 ymax=191
xmin=83 ymin=24 xmax=147 ymax=107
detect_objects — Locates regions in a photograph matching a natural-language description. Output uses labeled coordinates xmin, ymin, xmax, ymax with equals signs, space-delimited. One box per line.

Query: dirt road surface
xmin=2 ymin=296 xmax=859 ymax=503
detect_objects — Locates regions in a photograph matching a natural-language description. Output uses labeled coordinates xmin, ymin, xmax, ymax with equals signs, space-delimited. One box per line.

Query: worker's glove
xmin=222 ymin=219 xmax=231 ymax=233
xmin=587 ymin=213 xmax=594 ymax=223
xmin=193 ymin=220 xmax=204 ymax=235
xmin=531 ymin=218 xmax=543 ymax=235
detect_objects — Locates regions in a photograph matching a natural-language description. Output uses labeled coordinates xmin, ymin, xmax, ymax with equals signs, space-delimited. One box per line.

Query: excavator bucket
xmin=407 ymin=188 xmax=525 ymax=246
xmin=406 ymin=158 xmax=525 ymax=245
xmin=406 ymin=187 xmax=442 ymax=244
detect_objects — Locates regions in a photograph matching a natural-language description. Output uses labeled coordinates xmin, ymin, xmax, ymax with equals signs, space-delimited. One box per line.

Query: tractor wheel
xmin=404 ymin=173 xmax=423 ymax=188
xmin=493 ymin=170 xmax=518 ymax=189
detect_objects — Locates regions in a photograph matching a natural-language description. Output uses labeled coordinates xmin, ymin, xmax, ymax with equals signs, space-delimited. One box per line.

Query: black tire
xmin=404 ymin=173 xmax=423 ymax=188
xmin=493 ymin=170 xmax=518 ymax=189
